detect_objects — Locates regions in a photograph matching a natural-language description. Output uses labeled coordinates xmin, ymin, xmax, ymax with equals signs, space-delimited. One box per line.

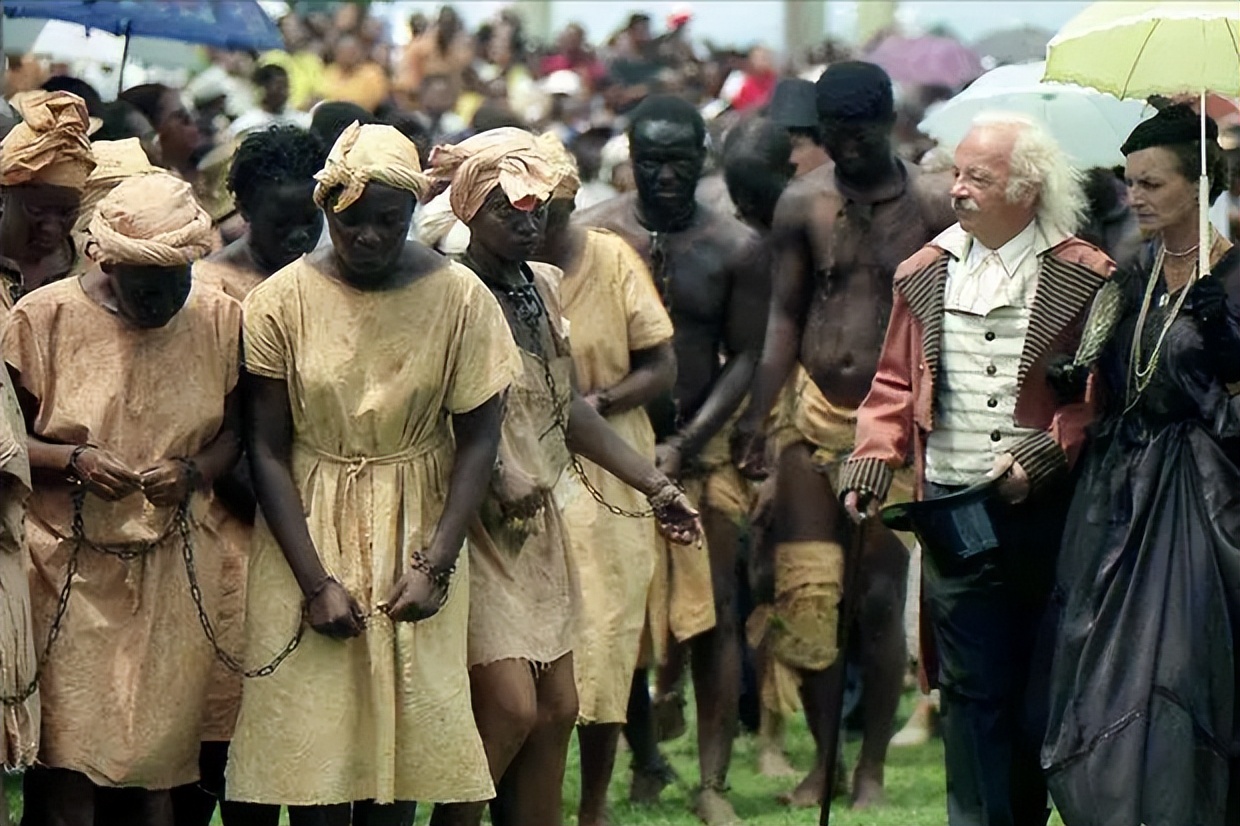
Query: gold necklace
xmin=1125 ymin=243 xmax=1196 ymax=409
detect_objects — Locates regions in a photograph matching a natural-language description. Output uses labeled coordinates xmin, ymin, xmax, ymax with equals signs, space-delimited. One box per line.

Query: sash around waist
xmin=295 ymin=433 xmax=451 ymax=475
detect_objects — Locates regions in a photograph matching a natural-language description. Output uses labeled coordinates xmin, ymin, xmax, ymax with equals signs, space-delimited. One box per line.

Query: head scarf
xmin=74 ymin=138 xmax=159 ymax=233
xmin=539 ymin=131 xmax=581 ymax=200
xmin=428 ymin=127 xmax=566 ymax=223
xmin=313 ymin=121 xmax=429 ymax=212
xmin=0 ymin=91 xmax=96 ymax=191
xmin=87 ymin=172 xmax=214 ymax=267
xmin=1121 ymin=103 xmax=1219 ymax=156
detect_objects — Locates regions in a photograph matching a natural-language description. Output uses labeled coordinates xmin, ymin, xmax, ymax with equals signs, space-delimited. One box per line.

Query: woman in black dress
xmin=1043 ymin=105 xmax=1240 ymax=826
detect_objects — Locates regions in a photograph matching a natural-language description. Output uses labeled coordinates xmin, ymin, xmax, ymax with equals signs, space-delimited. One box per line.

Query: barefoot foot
xmin=694 ymin=787 xmax=741 ymax=826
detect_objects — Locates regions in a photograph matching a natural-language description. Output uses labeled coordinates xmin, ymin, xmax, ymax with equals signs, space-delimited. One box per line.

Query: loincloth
xmin=781 ymin=369 xmax=915 ymax=505
xmin=640 ymin=424 xmax=756 ymax=666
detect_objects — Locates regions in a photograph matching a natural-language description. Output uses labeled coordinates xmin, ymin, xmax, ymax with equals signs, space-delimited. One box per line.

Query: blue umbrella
xmin=3 ymin=1 xmax=284 ymax=52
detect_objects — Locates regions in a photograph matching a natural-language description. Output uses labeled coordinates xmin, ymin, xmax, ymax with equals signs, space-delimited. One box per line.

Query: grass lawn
xmin=4 ymin=692 xmax=1067 ymax=825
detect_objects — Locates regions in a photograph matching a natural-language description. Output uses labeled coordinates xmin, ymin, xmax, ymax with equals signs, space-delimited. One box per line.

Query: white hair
xmin=968 ymin=111 xmax=1088 ymax=235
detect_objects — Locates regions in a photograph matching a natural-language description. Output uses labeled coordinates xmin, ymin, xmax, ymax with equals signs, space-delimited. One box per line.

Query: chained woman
xmin=224 ymin=123 xmax=515 ymax=826
xmin=173 ymin=125 xmax=327 ymax=826
xmin=3 ymin=172 xmax=237 ymax=826
xmin=530 ymin=136 xmax=678 ymax=826
xmin=427 ymin=127 xmax=698 ymax=826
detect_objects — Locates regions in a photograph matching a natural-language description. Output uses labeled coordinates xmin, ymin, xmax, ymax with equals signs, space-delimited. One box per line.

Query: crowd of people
xmin=0 ymin=5 xmax=1238 ymax=826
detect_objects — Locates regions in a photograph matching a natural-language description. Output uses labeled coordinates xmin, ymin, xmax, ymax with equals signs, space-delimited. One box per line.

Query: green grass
xmin=3 ymin=692 xmax=1066 ymax=825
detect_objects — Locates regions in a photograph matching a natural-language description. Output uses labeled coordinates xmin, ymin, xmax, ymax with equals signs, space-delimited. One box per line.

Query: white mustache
xmin=953 ymin=197 xmax=980 ymax=213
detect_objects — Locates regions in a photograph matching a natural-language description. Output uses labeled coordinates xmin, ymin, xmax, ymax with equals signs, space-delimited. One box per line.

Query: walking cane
xmin=818 ymin=514 xmax=868 ymax=826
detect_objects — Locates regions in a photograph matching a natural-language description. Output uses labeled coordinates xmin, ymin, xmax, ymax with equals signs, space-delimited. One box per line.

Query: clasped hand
xmin=72 ymin=447 xmax=194 ymax=506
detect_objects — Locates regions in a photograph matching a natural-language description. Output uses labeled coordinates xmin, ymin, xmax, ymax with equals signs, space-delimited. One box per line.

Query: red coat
xmin=838 ymin=233 xmax=1115 ymax=691
xmin=839 ymin=235 xmax=1115 ymax=504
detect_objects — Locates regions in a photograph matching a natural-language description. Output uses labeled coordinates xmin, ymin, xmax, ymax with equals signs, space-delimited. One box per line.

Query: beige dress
xmin=192 ymin=258 xmax=266 ymax=741
xmin=558 ymin=229 xmax=673 ymax=723
xmin=2 ymin=278 xmax=239 ymax=789
xmin=467 ymin=262 xmax=579 ymax=669
xmin=226 ymin=258 xmax=519 ymax=806
xmin=0 ymin=359 xmax=37 ymax=769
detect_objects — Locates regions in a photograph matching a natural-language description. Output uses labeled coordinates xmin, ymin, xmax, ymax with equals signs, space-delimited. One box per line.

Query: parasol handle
xmin=1200 ymin=89 xmax=1209 ymax=280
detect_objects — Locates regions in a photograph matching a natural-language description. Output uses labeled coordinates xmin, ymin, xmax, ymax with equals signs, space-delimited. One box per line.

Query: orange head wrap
xmin=0 ymin=91 xmax=96 ymax=191
xmin=87 ymin=172 xmax=215 ymax=267
xmin=428 ymin=127 xmax=567 ymax=223
xmin=74 ymin=138 xmax=159 ymax=233
xmin=539 ymin=131 xmax=582 ymax=200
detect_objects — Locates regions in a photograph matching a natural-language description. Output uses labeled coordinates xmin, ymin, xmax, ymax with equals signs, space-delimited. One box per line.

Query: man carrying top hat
xmin=838 ymin=112 xmax=1114 ymax=826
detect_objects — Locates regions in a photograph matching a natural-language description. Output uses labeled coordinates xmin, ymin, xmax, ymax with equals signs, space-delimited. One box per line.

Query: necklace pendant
xmin=1158 ymin=293 xmax=1169 ymax=308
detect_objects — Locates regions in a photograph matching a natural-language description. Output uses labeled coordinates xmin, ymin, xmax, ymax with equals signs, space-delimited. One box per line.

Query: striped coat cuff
xmin=1008 ymin=431 xmax=1068 ymax=495
xmin=838 ymin=457 xmax=894 ymax=503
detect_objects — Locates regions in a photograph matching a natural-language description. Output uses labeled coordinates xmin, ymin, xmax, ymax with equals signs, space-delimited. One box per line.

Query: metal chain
xmin=477 ymin=264 xmax=659 ymax=521
xmin=0 ymin=534 xmax=78 ymax=707
xmin=174 ymin=501 xmax=305 ymax=678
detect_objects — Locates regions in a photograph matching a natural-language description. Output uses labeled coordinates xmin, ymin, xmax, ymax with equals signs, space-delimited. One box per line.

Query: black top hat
xmin=881 ymin=476 xmax=1002 ymax=564
xmin=767 ymin=78 xmax=818 ymax=130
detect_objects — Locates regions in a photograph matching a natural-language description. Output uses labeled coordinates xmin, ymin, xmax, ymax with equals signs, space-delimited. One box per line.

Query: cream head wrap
xmin=74 ymin=138 xmax=159 ymax=233
xmin=313 ymin=121 xmax=429 ymax=212
xmin=428 ymin=127 xmax=566 ymax=223
xmin=539 ymin=131 xmax=582 ymax=200
xmin=0 ymin=91 xmax=96 ymax=191
xmin=87 ymin=172 xmax=215 ymax=267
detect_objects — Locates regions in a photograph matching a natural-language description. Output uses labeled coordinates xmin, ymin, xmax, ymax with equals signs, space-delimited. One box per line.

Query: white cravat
xmin=943 ymin=221 xmax=1041 ymax=316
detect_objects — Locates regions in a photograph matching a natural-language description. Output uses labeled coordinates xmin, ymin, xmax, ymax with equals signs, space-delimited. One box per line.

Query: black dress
xmin=1043 ymin=245 xmax=1240 ymax=826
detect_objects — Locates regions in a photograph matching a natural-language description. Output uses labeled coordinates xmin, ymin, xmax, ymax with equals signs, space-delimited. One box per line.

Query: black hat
xmin=880 ymin=476 xmax=1002 ymax=565
xmin=1121 ymin=103 xmax=1218 ymax=156
xmin=767 ymin=78 xmax=818 ymax=130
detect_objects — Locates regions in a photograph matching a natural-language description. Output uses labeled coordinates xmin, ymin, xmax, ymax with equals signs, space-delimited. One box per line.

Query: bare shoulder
xmin=773 ymin=163 xmax=838 ymax=231
xmin=908 ymin=163 xmax=957 ymax=233
xmin=573 ymin=193 xmax=640 ymax=237
xmin=700 ymin=203 xmax=760 ymax=261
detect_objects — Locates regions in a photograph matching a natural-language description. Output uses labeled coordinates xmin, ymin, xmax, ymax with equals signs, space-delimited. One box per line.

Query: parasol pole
xmin=1200 ymin=89 xmax=1210 ymax=280
xmin=117 ymin=21 xmax=132 ymax=96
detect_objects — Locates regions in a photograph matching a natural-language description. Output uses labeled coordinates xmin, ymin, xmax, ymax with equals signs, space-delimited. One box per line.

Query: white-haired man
xmin=838 ymin=113 xmax=1115 ymax=826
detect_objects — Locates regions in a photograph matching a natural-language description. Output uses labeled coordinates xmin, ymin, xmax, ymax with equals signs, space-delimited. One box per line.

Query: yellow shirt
xmin=259 ymin=50 xmax=324 ymax=111
xmin=320 ymin=62 xmax=391 ymax=113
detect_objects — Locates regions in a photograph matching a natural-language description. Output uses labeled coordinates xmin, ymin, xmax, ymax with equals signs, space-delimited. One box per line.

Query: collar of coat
xmin=895 ymin=234 xmax=1109 ymax=388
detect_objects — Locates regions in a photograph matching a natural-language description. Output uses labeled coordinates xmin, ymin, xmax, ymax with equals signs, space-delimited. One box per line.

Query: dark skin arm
xmin=663 ymin=241 xmax=771 ymax=478
xmin=10 ymin=364 xmax=239 ymax=503
xmin=566 ymin=395 xmax=699 ymax=545
xmin=245 ymin=369 xmax=365 ymax=639
xmin=584 ymin=342 xmax=676 ymax=417
xmin=385 ymin=395 xmax=504 ymax=620
xmin=733 ymin=195 xmax=813 ymax=478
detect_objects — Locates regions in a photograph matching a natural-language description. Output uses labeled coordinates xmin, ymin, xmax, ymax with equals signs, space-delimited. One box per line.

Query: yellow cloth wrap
xmin=429 ymin=127 xmax=565 ymax=223
xmin=770 ymin=541 xmax=844 ymax=671
xmin=86 ymin=173 xmax=215 ymax=267
xmin=314 ymin=122 xmax=430 ymax=212
xmin=778 ymin=367 xmax=916 ymax=506
xmin=0 ymin=91 xmax=95 ymax=191
xmin=746 ymin=605 xmax=804 ymax=717
xmin=538 ymin=131 xmax=582 ymax=200
xmin=75 ymin=138 xmax=159 ymax=233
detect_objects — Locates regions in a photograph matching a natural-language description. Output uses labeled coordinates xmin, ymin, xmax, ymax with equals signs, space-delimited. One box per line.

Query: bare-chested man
xmin=733 ymin=61 xmax=955 ymax=811
xmin=575 ymin=94 xmax=767 ymax=826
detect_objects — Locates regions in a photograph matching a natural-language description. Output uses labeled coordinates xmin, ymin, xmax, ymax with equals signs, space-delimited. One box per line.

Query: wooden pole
xmin=783 ymin=0 xmax=825 ymax=69
xmin=117 ymin=22 xmax=131 ymax=96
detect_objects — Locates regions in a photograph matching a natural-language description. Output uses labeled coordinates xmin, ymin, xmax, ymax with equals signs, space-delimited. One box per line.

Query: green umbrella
xmin=1043 ymin=0 xmax=1240 ymax=279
